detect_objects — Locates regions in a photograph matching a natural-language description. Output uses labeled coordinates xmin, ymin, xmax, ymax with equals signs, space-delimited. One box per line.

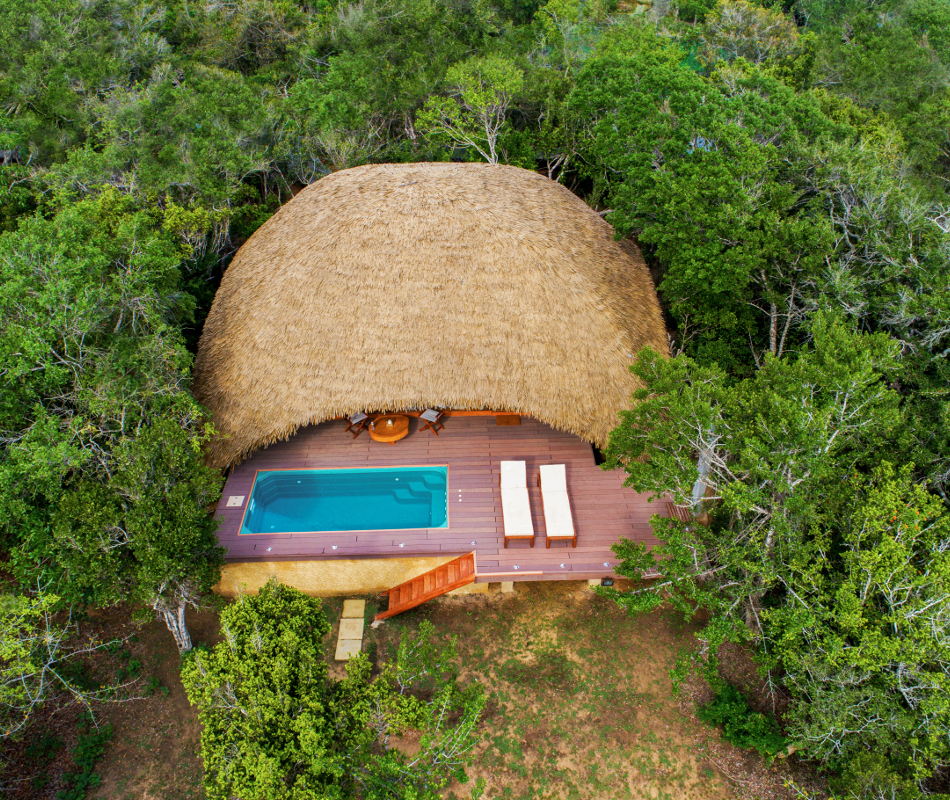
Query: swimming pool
xmin=240 ymin=466 xmax=449 ymax=534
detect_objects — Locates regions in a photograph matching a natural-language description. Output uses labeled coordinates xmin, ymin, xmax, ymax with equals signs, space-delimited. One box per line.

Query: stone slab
xmin=588 ymin=579 xmax=601 ymax=589
xmin=339 ymin=617 xmax=365 ymax=639
xmin=500 ymin=581 xmax=515 ymax=593
xmin=341 ymin=599 xmax=366 ymax=618
xmin=335 ymin=639 xmax=362 ymax=661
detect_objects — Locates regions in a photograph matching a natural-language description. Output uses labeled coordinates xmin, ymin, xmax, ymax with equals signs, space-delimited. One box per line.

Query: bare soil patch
xmin=369 ymin=580 xmax=827 ymax=800
xmin=88 ymin=607 xmax=219 ymax=800
xmin=1 ymin=605 xmax=218 ymax=800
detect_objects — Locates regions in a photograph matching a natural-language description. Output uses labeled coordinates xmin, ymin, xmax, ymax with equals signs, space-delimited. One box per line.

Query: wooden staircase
xmin=374 ymin=552 xmax=477 ymax=621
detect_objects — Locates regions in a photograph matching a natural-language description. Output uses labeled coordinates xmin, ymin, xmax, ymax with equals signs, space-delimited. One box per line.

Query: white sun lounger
xmin=538 ymin=464 xmax=577 ymax=548
xmin=500 ymin=460 xmax=534 ymax=548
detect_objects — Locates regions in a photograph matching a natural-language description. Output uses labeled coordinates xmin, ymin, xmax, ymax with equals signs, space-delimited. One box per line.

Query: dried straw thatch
xmin=192 ymin=163 xmax=668 ymax=467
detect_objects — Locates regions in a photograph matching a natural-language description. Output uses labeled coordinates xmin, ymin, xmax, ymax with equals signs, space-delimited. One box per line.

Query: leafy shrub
xmin=698 ymin=684 xmax=788 ymax=759
xmin=52 ymin=657 xmax=100 ymax=693
xmin=116 ymin=654 xmax=142 ymax=682
xmin=181 ymin=579 xmax=484 ymax=800
xmin=145 ymin=675 xmax=168 ymax=698
xmin=57 ymin=714 xmax=113 ymax=800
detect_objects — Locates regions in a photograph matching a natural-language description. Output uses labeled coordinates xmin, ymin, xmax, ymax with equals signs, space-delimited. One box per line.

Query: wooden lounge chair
xmin=500 ymin=460 xmax=534 ymax=548
xmin=345 ymin=412 xmax=369 ymax=438
xmin=538 ymin=464 xmax=576 ymax=548
xmin=420 ymin=408 xmax=445 ymax=435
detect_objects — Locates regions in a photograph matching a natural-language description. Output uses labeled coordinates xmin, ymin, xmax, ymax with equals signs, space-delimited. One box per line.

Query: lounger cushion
xmin=501 ymin=487 xmax=534 ymax=537
xmin=542 ymin=490 xmax=574 ymax=539
xmin=500 ymin=460 xmax=527 ymax=489
xmin=539 ymin=464 xmax=567 ymax=492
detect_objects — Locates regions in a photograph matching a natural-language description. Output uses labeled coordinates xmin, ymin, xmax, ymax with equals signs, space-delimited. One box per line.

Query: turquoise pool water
xmin=240 ymin=466 xmax=449 ymax=534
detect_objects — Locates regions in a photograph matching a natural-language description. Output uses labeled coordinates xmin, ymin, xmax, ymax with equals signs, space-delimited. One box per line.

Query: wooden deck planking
xmin=215 ymin=416 xmax=665 ymax=581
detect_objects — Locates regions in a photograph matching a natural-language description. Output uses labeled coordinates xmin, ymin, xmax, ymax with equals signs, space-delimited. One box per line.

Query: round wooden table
xmin=368 ymin=415 xmax=409 ymax=444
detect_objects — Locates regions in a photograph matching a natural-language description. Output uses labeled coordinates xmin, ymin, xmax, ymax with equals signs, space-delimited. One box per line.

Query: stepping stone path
xmin=334 ymin=599 xmax=365 ymax=661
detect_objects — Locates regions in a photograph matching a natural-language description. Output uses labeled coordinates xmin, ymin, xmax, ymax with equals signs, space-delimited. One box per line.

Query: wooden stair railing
xmin=374 ymin=552 xmax=477 ymax=622
xmin=666 ymin=502 xmax=694 ymax=523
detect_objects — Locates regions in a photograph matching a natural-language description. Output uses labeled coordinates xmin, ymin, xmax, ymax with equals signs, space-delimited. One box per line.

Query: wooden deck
xmin=215 ymin=416 xmax=666 ymax=583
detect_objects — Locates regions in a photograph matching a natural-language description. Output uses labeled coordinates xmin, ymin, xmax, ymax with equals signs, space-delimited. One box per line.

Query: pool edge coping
xmin=237 ymin=463 xmax=452 ymax=536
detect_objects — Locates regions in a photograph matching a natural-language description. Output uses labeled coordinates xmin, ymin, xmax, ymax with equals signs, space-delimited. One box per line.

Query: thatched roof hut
xmin=193 ymin=163 xmax=668 ymax=468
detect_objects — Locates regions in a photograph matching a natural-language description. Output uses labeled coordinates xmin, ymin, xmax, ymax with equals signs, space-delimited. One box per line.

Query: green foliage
xmin=0 ymin=590 xmax=134 ymax=740
xmin=181 ymin=580 xmax=485 ymax=800
xmin=167 ymin=0 xmax=316 ymax=73
xmin=319 ymin=0 xmax=497 ymax=121
xmin=181 ymin=581 xmax=339 ymax=799
xmin=0 ymin=192 xmax=223 ymax=648
xmin=57 ymin=714 xmax=113 ymax=800
xmin=112 ymin=417 xmax=225 ymax=604
xmin=25 ymin=732 xmax=63 ymax=763
xmin=145 ymin=675 xmax=168 ymax=698
xmin=46 ymin=64 xmax=273 ymax=207
xmin=418 ymin=55 xmax=525 ymax=163
xmin=603 ymin=320 xmax=950 ymax=780
xmin=698 ymin=0 xmax=800 ymax=67
xmin=114 ymin=649 xmax=142 ymax=682
xmin=605 ymin=312 xmax=900 ymax=533
xmin=568 ymin=38 xmax=842 ymax=364
xmin=2 ymin=0 xmax=950 ymax=791
xmin=601 ymin=313 xmax=905 ymax=652
xmin=0 ymin=0 xmax=126 ymax=160
xmin=281 ymin=75 xmax=382 ymax=176
xmin=697 ymin=684 xmax=788 ymax=759
xmin=0 ymin=593 xmax=60 ymax=737
xmin=678 ymin=0 xmax=719 ymax=23
xmin=25 ymin=732 xmax=63 ymax=791
xmin=829 ymin=751 xmax=929 ymax=800
xmin=801 ymin=139 xmax=950 ymax=496
xmin=768 ymin=463 xmax=950 ymax=778
xmin=535 ymin=0 xmax=616 ymax=70
xmin=807 ymin=0 xmax=950 ymax=177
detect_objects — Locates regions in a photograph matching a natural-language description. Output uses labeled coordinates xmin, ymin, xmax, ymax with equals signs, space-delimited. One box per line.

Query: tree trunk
xmin=692 ymin=442 xmax=714 ymax=511
xmin=769 ymin=300 xmax=779 ymax=356
xmin=153 ymin=597 xmax=193 ymax=653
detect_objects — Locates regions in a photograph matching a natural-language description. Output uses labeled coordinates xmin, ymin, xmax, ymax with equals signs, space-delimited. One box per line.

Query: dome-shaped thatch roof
xmin=193 ymin=163 xmax=668 ymax=468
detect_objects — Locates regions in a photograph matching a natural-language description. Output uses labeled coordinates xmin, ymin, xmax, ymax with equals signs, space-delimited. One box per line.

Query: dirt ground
xmin=0 ymin=606 xmax=218 ymax=800
xmin=365 ymin=581 xmax=825 ymax=800
xmin=4 ymin=582 xmax=827 ymax=799
xmin=88 ymin=608 xmax=221 ymax=800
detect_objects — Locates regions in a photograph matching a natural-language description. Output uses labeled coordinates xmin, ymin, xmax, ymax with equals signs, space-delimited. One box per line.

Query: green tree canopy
xmin=568 ymin=37 xmax=843 ymax=368
xmin=418 ymin=54 xmax=526 ymax=163
xmin=601 ymin=316 xmax=949 ymax=782
xmin=181 ymin=580 xmax=485 ymax=800
xmin=0 ymin=194 xmax=223 ymax=649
